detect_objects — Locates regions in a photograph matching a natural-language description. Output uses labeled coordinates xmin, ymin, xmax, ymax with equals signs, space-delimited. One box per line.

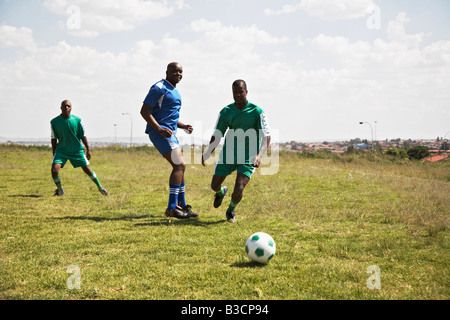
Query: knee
xmin=173 ymin=162 xmax=186 ymax=173
xmin=51 ymin=166 xmax=59 ymax=176
xmin=211 ymin=181 xmax=220 ymax=192
xmin=232 ymin=189 xmax=243 ymax=201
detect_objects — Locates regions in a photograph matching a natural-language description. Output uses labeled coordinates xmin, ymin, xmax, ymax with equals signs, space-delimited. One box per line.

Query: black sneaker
xmin=165 ymin=206 xmax=190 ymax=219
xmin=181 ymin=205 xmax=198 ymax=218
xmin=226 ymin=210 xmax=236 ymax=223
xmin=214 ymin=186 xmax=228 ymax=208
xmin=53 ymin=188 xmax=64 ymax=196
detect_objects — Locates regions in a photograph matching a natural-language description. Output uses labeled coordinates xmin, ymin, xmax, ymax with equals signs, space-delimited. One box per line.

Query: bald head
xmin=165 ymin=62 xmax=183 ymax=87
xmin=60 ymin=100 xmax=72 ymax=119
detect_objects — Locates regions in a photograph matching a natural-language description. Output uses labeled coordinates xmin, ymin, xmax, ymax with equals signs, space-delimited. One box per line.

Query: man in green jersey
xmin=202 ymin=80 xmax=271 ymax=223
xmin=50 ymin=100 xmax=109 ymax=196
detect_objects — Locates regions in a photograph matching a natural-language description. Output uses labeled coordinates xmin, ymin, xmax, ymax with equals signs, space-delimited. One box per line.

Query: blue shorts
xmin=148 ymin=130 xmax=180 ymax=157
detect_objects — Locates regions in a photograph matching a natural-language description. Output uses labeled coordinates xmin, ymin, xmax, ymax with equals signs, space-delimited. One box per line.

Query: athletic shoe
xmin=181 ymin=205 xmax=198 ymax=218
xmin=214 ymin=186 xmax=228 ymax=208
xmin=53 ymin=188 xmax=64 ymax=196
xmin=98 ymin=187 xmax=110 ymax=196
xmin=165 ymin=206 xmax=191 ymax=219
xmin=226 ymin=210 xmax=236 ymax=223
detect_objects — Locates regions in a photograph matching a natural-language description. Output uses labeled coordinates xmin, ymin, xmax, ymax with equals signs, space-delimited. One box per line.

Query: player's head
xmin=232 ymin=79 xmax=248 ymax=106
xmin=60 ymin=100 xmax=72 ymax=118
xmin=166 ymin=62 xmax=183 ymax=87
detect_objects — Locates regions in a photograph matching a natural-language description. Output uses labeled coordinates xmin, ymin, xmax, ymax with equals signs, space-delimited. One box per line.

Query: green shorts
xmin=53 ymin=150 xmax=89 ymax=168
xmin=214 ymin=162 xmax=255 ymax=179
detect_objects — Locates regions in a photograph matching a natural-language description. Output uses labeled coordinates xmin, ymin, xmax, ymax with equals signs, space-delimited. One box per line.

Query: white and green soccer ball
xmin=245 ymin=232 xmax=276 ymax=264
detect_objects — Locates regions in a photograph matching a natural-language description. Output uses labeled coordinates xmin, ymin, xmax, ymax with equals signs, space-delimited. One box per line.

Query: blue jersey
xmin=143 ymin=79 xmax=181 ymax=134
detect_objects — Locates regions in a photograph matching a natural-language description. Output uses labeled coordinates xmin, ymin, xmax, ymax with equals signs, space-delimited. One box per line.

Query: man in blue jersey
xmin=140 ymin=62 xmax=198 ymax=219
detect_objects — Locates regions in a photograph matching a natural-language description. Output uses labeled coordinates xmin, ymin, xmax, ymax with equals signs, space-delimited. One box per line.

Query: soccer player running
xmin=202 ymin=80 xmax=271 ymax=223
xmin=140 ymin=62 xmax=198 ymax=219
xmin=51 ymin=100 xmax=109 ymax=196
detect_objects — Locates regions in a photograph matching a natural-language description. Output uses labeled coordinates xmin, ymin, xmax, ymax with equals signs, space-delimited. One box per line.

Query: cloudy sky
xmin=1 ymin=0 xmax=449 ymax=144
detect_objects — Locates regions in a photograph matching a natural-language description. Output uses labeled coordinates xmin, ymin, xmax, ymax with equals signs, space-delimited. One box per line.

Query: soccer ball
xmin=245 ymin=232 xmax=276 ymax=264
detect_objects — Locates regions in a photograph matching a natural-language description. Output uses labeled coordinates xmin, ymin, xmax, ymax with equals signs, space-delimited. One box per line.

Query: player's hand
xmin=251 ymin=155 xmax=261 ymax=168
xmin=183 ymin=124 xmax=193 ymax=134
xmin=201 ymin=155 xmax=206 ymax=166
xmin=159 ymin=128 xmax=173 ymax=138
xmin=86 ymin=150 xmax=91 ymax=160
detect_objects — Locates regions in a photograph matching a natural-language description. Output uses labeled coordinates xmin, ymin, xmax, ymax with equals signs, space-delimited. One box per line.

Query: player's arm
xmin=202 ymin=134 xmax=222 ymax=166
xmin=140 ymin=102 xmax=172 ymax=138
xmin=51 ymin=139 xmax=57 ymax=156
xmin=50 ymin=124 xmax=57 ymax=156
xmin=81 ymin=136 xmax=91 ymax=160
xmin=202 ymin=111 xmax=227 ymax=166
xmin=251 ymin=135 xmax=271 ymax=168
xmin=251 ymin=112 xmax=272 ymax=167
xmin=177 ymin=121 xmax=193 ymax=134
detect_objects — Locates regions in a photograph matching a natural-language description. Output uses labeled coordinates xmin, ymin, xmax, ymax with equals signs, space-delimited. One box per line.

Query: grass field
xmin=0 ymin=144 xmax=448 ymax=300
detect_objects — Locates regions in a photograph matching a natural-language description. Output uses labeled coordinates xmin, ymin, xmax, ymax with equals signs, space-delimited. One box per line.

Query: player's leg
xmin=51 ymin=162 xmax=64 ymax=196
xmin=225 ymin=164 xmax=254 ymax=223
xmin=81 ymin=165 xmax=109 ymax=195
xmin=225 ymin=173 xmax=250 ymax=223
xmin=211 ymin=174 xmax=228 ymax=208
xmin=163 ymin=148 xmax=191 ymax=218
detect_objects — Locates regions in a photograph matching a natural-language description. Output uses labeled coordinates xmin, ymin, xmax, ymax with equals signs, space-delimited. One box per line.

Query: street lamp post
xmin=122 ymin=113 xmax=133 ymax=147
xmin=359 ymin=121 xmax=374 ymax=150
xmin=443 ymin=131 xmax=450 ymax=155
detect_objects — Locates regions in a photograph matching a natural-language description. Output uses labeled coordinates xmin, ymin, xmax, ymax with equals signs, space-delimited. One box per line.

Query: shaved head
xmin=167 ymin=62 xmax=182 ymax=72
xmin=232 ymin=79 xmax=247 ymax=91
xmin=165 ymin=62 xmax=183 ymax=87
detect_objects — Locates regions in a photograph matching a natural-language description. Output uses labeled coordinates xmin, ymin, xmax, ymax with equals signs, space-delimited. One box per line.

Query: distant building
xmin=355 ymin=143 xmax=369 ymax=150
xmin=423 ymin=154 xmax=448 ymax=163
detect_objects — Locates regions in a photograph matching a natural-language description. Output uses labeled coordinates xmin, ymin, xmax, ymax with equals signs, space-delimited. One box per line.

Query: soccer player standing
xmin=51 ymin=100 xmax=109 ymax=196
xmin=202 ymin=80 xmax=271 ymax=223
xmin=140 ymin=62 xmax=198 ymax=219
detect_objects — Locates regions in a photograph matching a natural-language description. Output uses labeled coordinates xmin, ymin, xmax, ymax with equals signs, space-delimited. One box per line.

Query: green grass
xmin=0 ymin=144 xmax=448 ymax=299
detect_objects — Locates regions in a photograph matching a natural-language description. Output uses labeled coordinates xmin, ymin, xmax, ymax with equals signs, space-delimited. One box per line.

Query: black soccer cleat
xmin=53 ymin=188 xmax=64 ymax=196
xmin=226 ymin=210 xmax=236 ymax=223
xmin=165 ymin=206 xmax=191 ymax=219
xmin=180 ymin=204 xmax=198 ymax=218
xmin=214 ymin=186 xmax=228 ymax=208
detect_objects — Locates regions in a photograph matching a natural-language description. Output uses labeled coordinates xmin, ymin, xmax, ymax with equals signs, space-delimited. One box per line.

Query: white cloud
xmin=299 ymin=12 xmax=450 ymax=139
xmin=387 ymin=12 xmax=427 ymax=48
xmin=189 ymin=19 xmax=289 ymax=46
xmin=43 ymin=0 xmax=180 ymax=37
xmin=265 ymin=0 xmax=375 ymax=21
xmin=0 ymin=25 xmax=37 ymax=51
xmin=1 ymin=12 xmax=449 ymax=141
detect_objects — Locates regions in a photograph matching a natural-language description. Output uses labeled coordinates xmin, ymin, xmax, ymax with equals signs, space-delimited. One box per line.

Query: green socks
xmin=53 ymin=174 xmax=62 ymax=190
xmin=53 ymin=172 xmax=103 ymax=191
xmin=216 ymin=186 xmax=226 ymax=197
xmin=89 ymin=171 xmax=102 ymax=189
xmin=227 ymin=199 xmax=240 ymax=213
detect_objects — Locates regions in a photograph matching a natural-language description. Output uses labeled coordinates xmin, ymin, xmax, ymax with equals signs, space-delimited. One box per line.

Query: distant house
xmin=423 ymin=154 xmax=448 ymax=163
xmin=355 ymin=143 xmax=369 ymax=150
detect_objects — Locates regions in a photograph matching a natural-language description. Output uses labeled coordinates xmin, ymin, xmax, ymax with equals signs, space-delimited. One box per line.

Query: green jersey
xmin=50 ymin=114 xmax=85 ymax=155
xmin=214 ymin=102 xmax=270 ymax=165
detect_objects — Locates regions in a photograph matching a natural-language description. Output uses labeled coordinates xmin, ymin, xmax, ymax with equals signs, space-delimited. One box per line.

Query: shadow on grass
xmin=8 ymin=194 xmax=43 ymax=198
xmin=52 ymin=214 xmax=225 ymax=227
xmin=53 ymin=214 xmax=151 ymax=222
xmin=230 ymin=261 xmax=266 ymax=268
xmin=134 ymin=216 xmax=225 ymax=227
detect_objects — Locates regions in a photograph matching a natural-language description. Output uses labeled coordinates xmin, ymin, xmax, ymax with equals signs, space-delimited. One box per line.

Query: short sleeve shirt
xmin=143 ymin=79 xmax=182 ymax=134
xmin=214 ymin=102 xmax=270 ymax=164
xmin=50 ymin=114 xmax=85 ymax=155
